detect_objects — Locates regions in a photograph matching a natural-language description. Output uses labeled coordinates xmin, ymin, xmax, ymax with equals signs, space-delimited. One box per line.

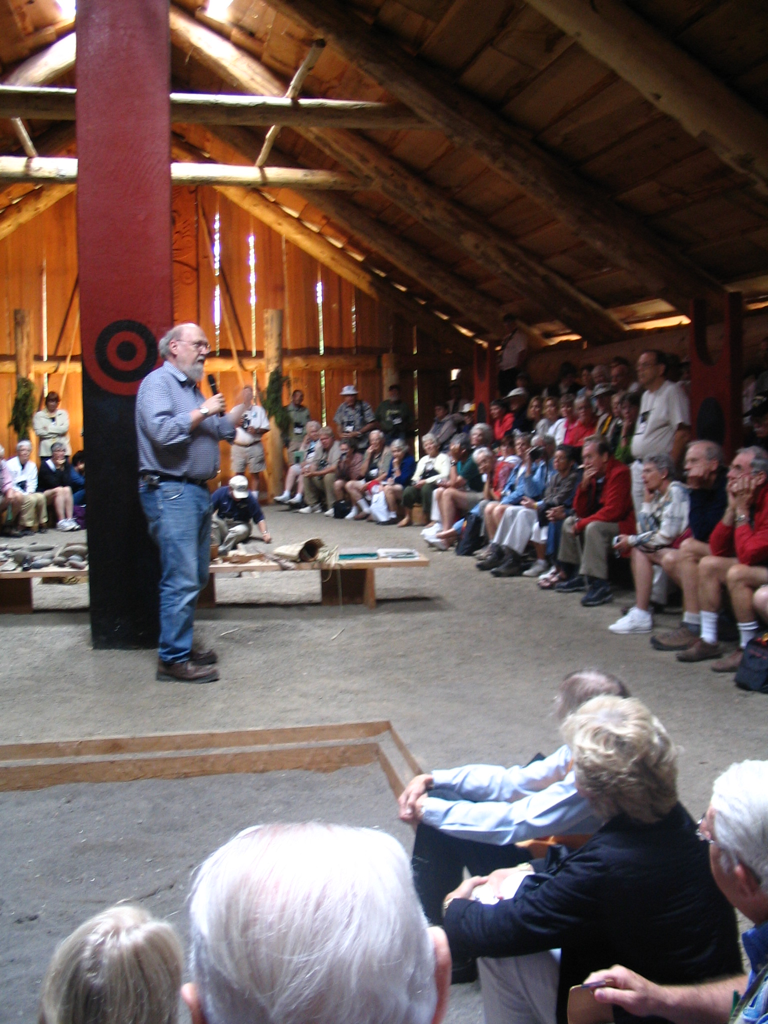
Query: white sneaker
xmin=57 ymin=519 xmax=73 ymax=531
xmin=324 ymin=508 xmax=335 ymax=517
xmin=275 ymin=491 xmax=291 ymax=503
xmin=608 ymin=607 xmax=653 ymax=634
xmin=539 ymin=566 xmax=558 ymax=580
xmin=288 ymin=494 xmax=304 ymax=506
xmin=298 ymin=504 xmax=320 ymax=514
xmin=522 ymin=559 xmax=548 ymax=578
xmin=425 ymin=535 xmax=448 ymax=551
xmin=345 ymin=506 xmax=358 ymax=520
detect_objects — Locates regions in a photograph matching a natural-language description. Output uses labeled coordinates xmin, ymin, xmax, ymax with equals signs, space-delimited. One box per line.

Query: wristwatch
xmin=199 ymin=406 xmax=212 ymax=419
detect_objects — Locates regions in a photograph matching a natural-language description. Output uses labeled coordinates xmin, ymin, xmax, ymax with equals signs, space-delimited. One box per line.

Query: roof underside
xmin=2 ymin=0 xmax=768 ymax=346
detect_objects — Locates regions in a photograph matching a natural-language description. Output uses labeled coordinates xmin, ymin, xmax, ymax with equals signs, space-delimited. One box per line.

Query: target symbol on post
xmin=88 ymin=319 xmax=158 ymax=396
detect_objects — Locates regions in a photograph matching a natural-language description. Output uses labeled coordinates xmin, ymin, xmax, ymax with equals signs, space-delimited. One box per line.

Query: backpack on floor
xmin=333 ymin=500 xmax=352 ymax=519
xmin=456 ymin=512 xmax=484 ymax=556
xmin=735 ymin=634 xmax=768 ymax=694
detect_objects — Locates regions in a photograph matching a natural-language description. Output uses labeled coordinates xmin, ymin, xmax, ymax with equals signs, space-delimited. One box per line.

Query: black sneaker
xmin=555 ymin=574 xmax=585 ymax=593
xmin=491 ymin=555 xmax=523 ymax=577
xmin=477 ymin=543 xmax=504 ymax=571
xmin=581 ymin=579 xmax=613 ymax=607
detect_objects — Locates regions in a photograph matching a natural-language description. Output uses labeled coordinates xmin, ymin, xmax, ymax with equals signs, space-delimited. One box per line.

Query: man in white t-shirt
xmin=231 ymin=386 xmax=270 ymax=492
xmin=630 ymin=350 xmax=690 ymax=515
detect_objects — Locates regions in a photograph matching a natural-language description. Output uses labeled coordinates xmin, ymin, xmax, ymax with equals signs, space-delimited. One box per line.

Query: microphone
xmin=207 ymin=373 xmax=219 ymax=395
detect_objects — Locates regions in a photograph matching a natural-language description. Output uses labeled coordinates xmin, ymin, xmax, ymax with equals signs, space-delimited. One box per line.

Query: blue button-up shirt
xmin=136 ymin=361 xmax=235 ymax=480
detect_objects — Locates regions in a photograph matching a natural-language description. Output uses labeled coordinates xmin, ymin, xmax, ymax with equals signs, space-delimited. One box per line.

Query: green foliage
xmin=9 ymin=376 xmax=35 ymax=441
xmin=264 ymin=368 xmax=292 ymax=436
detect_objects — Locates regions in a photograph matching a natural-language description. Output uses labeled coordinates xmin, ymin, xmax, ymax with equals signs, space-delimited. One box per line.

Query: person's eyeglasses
xmin=188 ymin=340 xmax=210 ymax=352
xmin=696 ymin=816 xmax=715 ymax=845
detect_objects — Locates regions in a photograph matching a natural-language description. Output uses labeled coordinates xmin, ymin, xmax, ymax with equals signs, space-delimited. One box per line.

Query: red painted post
xmin=76 ymin=0 xmax=172 ymax=646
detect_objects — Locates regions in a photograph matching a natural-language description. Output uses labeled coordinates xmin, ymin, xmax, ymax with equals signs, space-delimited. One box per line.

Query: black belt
xmin=142 ymin=473 xmax=210 ymax=489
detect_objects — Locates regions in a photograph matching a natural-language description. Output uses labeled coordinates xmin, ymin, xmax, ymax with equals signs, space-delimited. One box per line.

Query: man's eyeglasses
xmin=696 ymin=816 xmax=715 ymax=845
xmin=186 ymin=340 xmax=211 ymax=352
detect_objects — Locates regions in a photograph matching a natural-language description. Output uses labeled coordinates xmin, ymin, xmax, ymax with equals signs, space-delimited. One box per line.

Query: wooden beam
xmin=169 ymin=8 xmax=625 ymax=345
xmin=0 ymin=85 xmax=423 ymax=129
xmin=265 ymin=0 xmax=724 ymax=313
xmin=2 ymin=31 xmax=75 ymax=86
xmin=0 ymin=182 xmax=74 ymax=242
xmin=0 ymin=156 xmax=360 ymax=189
xmin=523 ymin=0 xmax=768 ymax=196
xmin=14 ymin=309 xmax=32 ymax=380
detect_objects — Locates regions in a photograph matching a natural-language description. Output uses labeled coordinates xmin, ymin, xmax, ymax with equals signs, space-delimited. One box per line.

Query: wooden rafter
xmin=0 ymin=182 xmax=74 ymax=242
xmin=523 ymin=0 xmax=768 ymax=197
xmin=264 ymin=0 xmax=725 ymax=314
xmin=169 ymin=7 xmax=625 ymax=345
xmin=0 ymin=85 xmax=424 ymax=129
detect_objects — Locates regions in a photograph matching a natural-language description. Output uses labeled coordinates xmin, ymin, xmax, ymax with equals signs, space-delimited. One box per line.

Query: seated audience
xmin=33 ymin=389 xmax=71 ymax=457
xmin=441 ymin=696 xmax=741 ymax=1024
xmin=555 ymin=436 xmax=635 ymax=606
xmin=430 ymin=447 xmax=494 ymax=550
xmin=39 ymin=904 xmax=183 ymax=1024
xmin=70 ymin=450 xmax=86 ymax=506
xmin=38 ymin=440 xmax=78 ymax=531
xmin=277 ymin=420 xmax=321 ymax=506
xmin=614 ymin=390 xmax=640 ymax=464
xmin=577 ymin=364 xmax=594 ymax=399
xmin=482 ymin=433 xmax=546 ymax=544
xmin=557 ymin=361 xmax=579 ymax=396
xmin=5 ymin=439 xmax=47 ymax=533
xmin=563 ymin=395 xmax=597 ymax=451
xmin=183 ymin=823 xmax=450 ymax=1024
xmin=330 ymin=440 xmax=363 ymax=511
xmin=526 ymin=395 xmax=542 ymax=431
xmin=433 ymin=435 xmax=485 ymax=531
xmin=482 ymin=443 xmax=578 ymax=579
xmin=380 ymin=439 xmax=416 ymax=522
xmin=536 ymin=396 xmax=560 ymax=439
xmin=552 ymin=393 xmax=575 ymax=446
xmin=211 ymin=474 xmax=270 ymax=554
xmin=469 ymin=422 xmax=493 ymax=450
xmin=489 ymin=432 xmax=518 ymax=496
xmin=651 ymin=441 xmax=728 ymax=651
xmin=608 ymin=453 xmax=690 ymax=634
xmin=489 ymin=399 xmax=513 ymax=445
xmin=593 ymin=384 xmax=618 ymax=447
xmin=0 ymin=445 xmax=23 ymax=532
xmin=585 ymin=760 xmax=768 ymax=1024
xmin=299 ymin=427 xmax=341 ymax=514
xmin=344 ymin=430 xmax=391 ymax=520
xmin=429 ymin=401 xmax=455 ymax=453
xmin=400 ymin=433 xmax=451 ymax=527
xmin=674 ymin=446 xmax=768 ymax=671
xmin=376 ymin=383 xmax=413 ymax=443
xmin=610 ymin=356 xmax=636 ymax=393
xmin=399 ymin=670 xmax=629 ymax=927
xmin=506 ymin=388 xmax=531 ymax=432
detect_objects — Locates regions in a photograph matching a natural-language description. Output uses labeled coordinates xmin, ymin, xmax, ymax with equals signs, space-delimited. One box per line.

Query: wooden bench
xmin=200 ymin=555 xmax=430 ymax=610
xmin=0 ymin=557 xmax=429 ymax=613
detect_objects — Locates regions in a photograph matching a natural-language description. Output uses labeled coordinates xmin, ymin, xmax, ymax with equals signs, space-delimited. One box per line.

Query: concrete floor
xmin=1 ymin=507 xmax=767 ymax=1017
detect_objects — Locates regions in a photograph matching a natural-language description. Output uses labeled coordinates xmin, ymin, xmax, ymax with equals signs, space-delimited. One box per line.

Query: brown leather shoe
xmin=191 ymin=644 xmax=218 ymax=665
xmin=711 ymin=649 xmax=744 ymax=673
xmin=650 ymin=625 xmax=699 ymax=651
xmin=676 ymin=639 xmax=723 ymax=663
xmin=156 ymin=659 xmax=219 ymax=683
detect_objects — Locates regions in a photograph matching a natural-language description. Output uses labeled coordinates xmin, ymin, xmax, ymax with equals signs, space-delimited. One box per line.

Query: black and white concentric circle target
xmin=94 ymin=320 xmax=158 ymax=384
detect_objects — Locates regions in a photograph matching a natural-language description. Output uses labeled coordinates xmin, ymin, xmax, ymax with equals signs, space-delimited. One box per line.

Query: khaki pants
xmin=303 ymin=472 xmax=335 ymax=509
xmin=19 ymin=492 xmax=47 ymax=530
xmin=211 ymin=514 xmax=251 ymax=554
xmin=558 ymin=516 xmax=618 ymax=580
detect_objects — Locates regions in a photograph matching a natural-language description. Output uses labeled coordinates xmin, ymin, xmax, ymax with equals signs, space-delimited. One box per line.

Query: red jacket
xmin=709 ymin=484 xmax=768 ymax=565
xmin=573 ymin=456 xmax=635 ymax=535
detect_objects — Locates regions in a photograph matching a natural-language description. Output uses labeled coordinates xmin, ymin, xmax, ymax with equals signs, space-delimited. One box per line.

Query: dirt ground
xmin=1 ymin=506 xmax=767 ymax=1019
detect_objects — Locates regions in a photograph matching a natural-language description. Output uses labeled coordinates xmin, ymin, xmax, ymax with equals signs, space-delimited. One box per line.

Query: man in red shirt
xmin=556 ymin=436 xmax=635 ymax=606
xmin=563 ymin=395 xmax=598 ymax=452
xmin=677 ymin=447 xmax=768 ymax=671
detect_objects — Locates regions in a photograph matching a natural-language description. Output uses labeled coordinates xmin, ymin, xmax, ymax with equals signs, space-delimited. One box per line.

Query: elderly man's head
xmin=469 ymin=423 xmax=493 ymax=449
xmin=562 ymin=696 xmax=677 ymax=825
xmin=684 ymin=441 xmax=721 ymax=490
xmin=581 ymin=436 xmax=610 ymax=474
xmin=16 ymin=440 xmax=32 ymax=466
xmin=184 ymin=824 xmax=450 ymax=1024
xmin=158 ymin=323 xmax=211 ymax=383
xmin=575 ymin=395 xmax=596 ymax=425
xmin=369 ymin=429 xmax=385 ymax=453
xmin=318 ymin=426 xmax=335 ymax=450
xmin=50 ymin=441 xmax=67 ymax=465
xmin=705 ymin=761 xmax=768 ymax=923
xmin=554 ymin=669 xmax=629 ymax=723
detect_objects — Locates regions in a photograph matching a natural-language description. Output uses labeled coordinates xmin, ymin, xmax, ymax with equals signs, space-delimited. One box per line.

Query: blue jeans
xmin=139 ymin=479 xmax=212 ymax=663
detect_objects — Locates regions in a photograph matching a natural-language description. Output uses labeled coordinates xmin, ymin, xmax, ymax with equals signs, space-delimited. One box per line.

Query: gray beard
xmin=188 ymin=363 xmax=205 ymax=383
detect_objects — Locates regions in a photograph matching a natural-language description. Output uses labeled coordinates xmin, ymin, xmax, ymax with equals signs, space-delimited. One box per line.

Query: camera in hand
xmin=530 ymin=446 xmax=545 ymax=460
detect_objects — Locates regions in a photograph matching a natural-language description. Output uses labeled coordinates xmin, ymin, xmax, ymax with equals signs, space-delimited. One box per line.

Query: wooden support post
xmin=76 ymin=0 xmax=172 ymax=648
xmin=473 ymin=344 xmax=496 ymax=427
xmin=689 ymin=293 xmax=743 ymax=459
xmin=13 ymin=309 xmax=32 ymax=380
xmin=264 ymin=308 xmax=284 ymax=500
xmin=381 ymin=352 xmax=398 ymax=399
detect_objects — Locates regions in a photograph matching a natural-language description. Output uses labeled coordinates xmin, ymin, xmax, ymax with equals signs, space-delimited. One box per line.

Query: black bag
xmin=333 ymin=499 xmax=352 ymax=519
xmin=456 ymin=512 xmax=484 ymax=556
xmin=735 ymin=634 xmax=768 ymax=693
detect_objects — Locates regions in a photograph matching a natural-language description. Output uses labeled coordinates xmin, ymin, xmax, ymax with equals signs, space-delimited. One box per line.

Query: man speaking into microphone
xmin=136 ymin=323 xmax=245 ymax=683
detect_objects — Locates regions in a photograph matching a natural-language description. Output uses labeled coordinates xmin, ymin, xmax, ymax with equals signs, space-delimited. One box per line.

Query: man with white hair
xmin=5 ymin=440 xmax=47 ymax=533
xmin=585 ymin=760 xmax=768 ymax=1024
xmin=0 ymin=444 xmax=24 ymax=530
xmin=182 ymin=823 xmax=451 ymax=1024
xmin=136 ymin=323 xmax=245 ymax=684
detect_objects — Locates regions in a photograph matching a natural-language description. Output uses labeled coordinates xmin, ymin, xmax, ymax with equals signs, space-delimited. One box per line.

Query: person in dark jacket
xmin=210 ymin=475 xmax=270 ymax=555
xmin=651 ymin=441 xmax=728 ymax=652
xmin=38 ymin=441 xmax=77 ymax=530
xmin=441 ymin=696 xmax=741 ymax=1024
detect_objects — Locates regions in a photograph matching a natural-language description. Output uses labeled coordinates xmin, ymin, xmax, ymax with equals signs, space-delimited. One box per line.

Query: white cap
xmin=229 ymin=475 xmax=249 ymax=499
xmin=340 ymin=385 xmax=358 ymax=396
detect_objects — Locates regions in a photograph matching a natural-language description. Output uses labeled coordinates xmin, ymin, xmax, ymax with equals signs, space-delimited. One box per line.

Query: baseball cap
xmin=506 ymin=387 xmax=528 ymax=399
xmin=592 ymin=383 xmax=614 ymax=398
xmin=229 ymin=475 xmax=250 ymax=499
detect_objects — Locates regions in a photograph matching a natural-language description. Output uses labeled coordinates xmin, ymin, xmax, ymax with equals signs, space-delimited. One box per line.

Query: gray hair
xmin=390 ymin=438 xmax=408 ymax=453
xmin=554 ymin=669 xmax=629 ymax=723
xmin=421 ymin=433 xmax=436 ymax=447
xmin=469 ymin=423 xmax=493 ymax=447
xmin=643 ymin=453 xmax=676 ymax=481
xmin=711 ymin=761 xmax=768 ymax=895
xmin=370 ymin=429 xmax=385 ymax=444
xmin=742 ymin=446 xmax=768 ymax=478
xmin=188 ymin=823 xmax=437 ymax=1024
xmin=305 ymin=420 xmax=321 ymax=433
xmin=451 ymin=434 xmax=470 ymax=455
xmin=472 ymin=446 xmax=492 ymax=463
xmin=319 ymin=426 xmax=335 ymax=438
xmin=51 ymin=441 xmax=66 ymax=453
xmin=38 ymin=904 xmax=183 ymax=1024
xmin=562 ymin=696 xmax=677 ymax=824
xmin=17 ymin=439 xmax=32 ymax=452
xmin=157 ymin=324 xmax=191 ymax=359
xmin=687 ymin=439 xmax=722 ymax=465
